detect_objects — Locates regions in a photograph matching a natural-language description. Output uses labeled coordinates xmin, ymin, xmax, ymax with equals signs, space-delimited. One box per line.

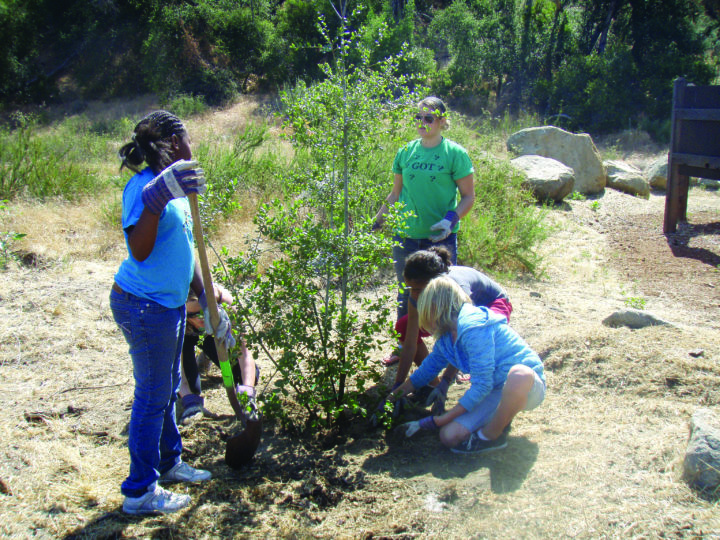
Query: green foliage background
xmin=1 ymin=0 xmax=719 ymax=136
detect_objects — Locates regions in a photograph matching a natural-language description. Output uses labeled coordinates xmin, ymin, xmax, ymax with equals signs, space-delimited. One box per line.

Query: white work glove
xmin=425 ymin=378 xmax=450 ymax=415
xmin=396 ymin=416 xmax=438 ymax=438
xmin=141 ymin=160 xmax=206 ymax=215
xmin=198 ymin=290 xmax=236 ymax=349
xmin=429 ymin=210 xmax=460 ymax=242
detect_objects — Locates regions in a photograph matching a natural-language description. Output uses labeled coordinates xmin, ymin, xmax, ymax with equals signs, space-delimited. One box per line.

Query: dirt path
xmin=0 ymin=187 xmax=719 ymax=538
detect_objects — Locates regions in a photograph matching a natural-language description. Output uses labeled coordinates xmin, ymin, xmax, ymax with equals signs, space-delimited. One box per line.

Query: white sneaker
xmin=159 ymin=461 xmax=211 ymax=484
xmin=122 ymin=484 xmax=191 ymax=515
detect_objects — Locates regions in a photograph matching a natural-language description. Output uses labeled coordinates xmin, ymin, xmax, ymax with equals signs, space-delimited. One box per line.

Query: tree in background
xmin=1 ymin=0 xmax=718 ymax=136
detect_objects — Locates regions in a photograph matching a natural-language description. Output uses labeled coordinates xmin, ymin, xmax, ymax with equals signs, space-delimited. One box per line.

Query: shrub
xmin=458 ymin=156 xmax=549 ymax=273
xmin=164 ymin=94 xmax=208 ymax=118
xmin=225 ymin=12 xmax=419 ymax=428
xmin=0 ymin=114 xmax=100 ymax=200
xmin=193 ymin=122 xmax=280 ymax=231
xmin=0 ymin=199 xmax=25 ymax=269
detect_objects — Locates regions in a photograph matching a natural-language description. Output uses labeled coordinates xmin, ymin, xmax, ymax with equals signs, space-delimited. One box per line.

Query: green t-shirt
xmin=392 ymin=137 xmax=474 ymax=239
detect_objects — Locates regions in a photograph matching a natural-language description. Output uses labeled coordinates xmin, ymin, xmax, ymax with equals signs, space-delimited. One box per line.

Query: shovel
xmin=188 ymin=193 xmax=262 ymax=468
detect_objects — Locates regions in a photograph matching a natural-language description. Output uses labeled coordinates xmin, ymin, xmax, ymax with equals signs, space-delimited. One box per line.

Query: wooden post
xmin=664 ymin=78 xmax=686 ymax=233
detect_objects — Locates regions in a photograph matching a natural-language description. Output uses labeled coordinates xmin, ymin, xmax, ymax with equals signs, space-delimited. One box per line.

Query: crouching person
xmin=388 ymin=276 xmax=545 ymax=454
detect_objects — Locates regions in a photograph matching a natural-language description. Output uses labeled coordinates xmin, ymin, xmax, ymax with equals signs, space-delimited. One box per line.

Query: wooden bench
xmin=664 ymin=77 xmax=720 ymax=233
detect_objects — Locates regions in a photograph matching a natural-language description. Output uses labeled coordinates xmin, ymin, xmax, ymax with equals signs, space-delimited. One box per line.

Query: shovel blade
xmin=225 ymin=418 xmax=262 ymax=469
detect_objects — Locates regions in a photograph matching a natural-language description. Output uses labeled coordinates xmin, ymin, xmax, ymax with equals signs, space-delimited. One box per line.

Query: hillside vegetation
xmin=3 ymin=0 xmax=720 ymax=136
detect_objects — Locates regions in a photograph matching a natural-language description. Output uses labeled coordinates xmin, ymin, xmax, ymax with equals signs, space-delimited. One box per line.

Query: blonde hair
xmin=417 ymin=276 xmax=471 ymax=337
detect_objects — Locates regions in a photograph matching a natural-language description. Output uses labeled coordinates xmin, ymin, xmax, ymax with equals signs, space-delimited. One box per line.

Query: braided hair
xmin=403 ymin=246 xmax=453 ymax=283
xmin=118 ymin=110 xmax=187 ymax=174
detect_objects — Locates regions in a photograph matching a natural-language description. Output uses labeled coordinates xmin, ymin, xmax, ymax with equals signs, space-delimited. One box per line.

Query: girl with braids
xmin=372 ymin=96 xmax=475 ymax=364
xmin=111 ymin=111 xmax=234 ymax=515
xmin=390 ymin=276 xmax=545 ymax=455
xmin=380 ymin=246 xmax=511 ymax=417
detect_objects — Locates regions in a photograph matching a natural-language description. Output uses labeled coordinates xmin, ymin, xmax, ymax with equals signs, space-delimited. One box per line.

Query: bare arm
xmin=394 ymin=300 xmax=420 ymax=385
xmin=433 ymin=402 xmax=468 ymax=427
xmin=373 ymin=173 xmax=404 ymax=225
xmin=126 ymin=208 xmax=161 ymax=262
xmin=190 ymin=262 xmax=204 ymax=298
xmin=454 ymin=173 xmax=475 ymax=218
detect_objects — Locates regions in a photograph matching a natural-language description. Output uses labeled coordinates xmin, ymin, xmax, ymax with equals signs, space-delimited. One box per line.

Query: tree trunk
xmin=597 ymin=0 xmax=619 ymax=54
xmin=509 ymin=0 xmax=534 ymax=116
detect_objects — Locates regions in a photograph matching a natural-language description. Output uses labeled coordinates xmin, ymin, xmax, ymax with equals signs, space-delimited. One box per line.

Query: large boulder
xmin=646 ymin=156 xmax=668 ymax=190
xmin=507 ymin=126 xmax=606 ymax=194
xmin=510 ymin=155 xmax=575 ymax=202
xmin=684 ymin=408 xmax=720 ymax=493
xmin=605 ymin=160 xmax=650 ymax=198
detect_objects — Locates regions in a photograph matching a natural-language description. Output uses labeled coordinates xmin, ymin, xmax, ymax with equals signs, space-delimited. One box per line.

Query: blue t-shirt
xmin=410 ymin=304 xmax=543 ymax=411
xmin=114 ymin=167 xmax=195 ymax=308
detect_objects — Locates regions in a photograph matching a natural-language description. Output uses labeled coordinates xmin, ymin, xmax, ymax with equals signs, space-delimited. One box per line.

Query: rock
xmin=510 ymin=155 xmax=575 ymax=202
xmin=0 ymin=477 xmax=11 ymax=495
xmin=604 ymin=160 xmax=650 ymax=198
xmin=684 ymin=408 xmax=720 ymax=493
xmin=602 ymin=309 xmax=670 ymax=329
xmin=507 ymin=126 xmax=606 ymax=194
xmin=646 ymin=156 xmax=668 ymax=190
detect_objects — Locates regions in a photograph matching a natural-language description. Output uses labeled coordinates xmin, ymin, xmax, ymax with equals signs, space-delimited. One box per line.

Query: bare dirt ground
xmin=1 ymin=145 xmax=720 ymax=538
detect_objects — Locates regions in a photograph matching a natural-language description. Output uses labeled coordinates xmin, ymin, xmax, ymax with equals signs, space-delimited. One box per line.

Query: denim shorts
xmin=455 ymin=369 xmax=546 ymax=433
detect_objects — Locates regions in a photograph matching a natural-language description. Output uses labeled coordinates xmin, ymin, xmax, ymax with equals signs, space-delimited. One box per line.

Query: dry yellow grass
xmin=1 ymin=99 xmax=719 ymax=538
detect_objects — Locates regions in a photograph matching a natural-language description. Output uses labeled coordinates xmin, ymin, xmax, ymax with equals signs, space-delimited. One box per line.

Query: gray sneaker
xmin=451 ymin=431 xmax=508 ymax=455
xmin=159 ymin=461 xmax=211 ymax=484
xmin=123 ymin=484 xmax=191 ymax=515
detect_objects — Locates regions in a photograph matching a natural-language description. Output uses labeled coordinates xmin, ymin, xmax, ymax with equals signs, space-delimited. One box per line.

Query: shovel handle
xmin=188 ymin=193 xmax=244 ymax=420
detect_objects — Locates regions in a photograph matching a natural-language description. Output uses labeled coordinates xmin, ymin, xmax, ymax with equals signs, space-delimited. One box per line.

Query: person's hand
xmin=141 ymin=160 xmax=206 ymax=215
xmin=429 ymin=210 xmax=459 ymax=242
xmin=236 ymin=384 xmax=260 ymax=422
xmin=370 ymin=382 xmax=404 ymax=426
xmin=396 ymin=420 xmax=421 ymax=437
xmin=198 ymin=290 xmax=236 ymax=349
xmin=396 ymin=416 xmax=438 ymax=437
xmin=214 ymin=283 xmax=234 ymax=306
xmin=425 ymin=378 xmax=450 ymax=415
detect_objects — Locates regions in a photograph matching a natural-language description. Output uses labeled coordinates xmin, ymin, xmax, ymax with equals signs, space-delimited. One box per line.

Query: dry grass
xmin=1 ymin=102 xmax=720 ymax=538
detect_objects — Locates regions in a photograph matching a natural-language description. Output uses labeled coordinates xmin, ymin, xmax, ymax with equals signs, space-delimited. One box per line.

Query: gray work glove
xmin=429 ymin=210 xmax=459 ymax=242
xmin=198 ymin=290 xmax=236 ymax=349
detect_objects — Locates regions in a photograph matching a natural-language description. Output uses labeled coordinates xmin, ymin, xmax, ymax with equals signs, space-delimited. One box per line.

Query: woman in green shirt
xmin=374 ymin=96 xmax=476 ymax=355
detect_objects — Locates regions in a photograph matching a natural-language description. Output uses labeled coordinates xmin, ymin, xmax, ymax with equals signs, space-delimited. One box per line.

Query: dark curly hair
xmin=118 ymin=110 xmax=186 ymax=174
xmin=403 ymin=246 xmax=453 ymax=283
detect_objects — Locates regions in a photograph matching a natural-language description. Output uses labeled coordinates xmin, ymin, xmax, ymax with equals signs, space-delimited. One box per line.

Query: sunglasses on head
xmin=414 ymin=114 xmax=437 ymax=124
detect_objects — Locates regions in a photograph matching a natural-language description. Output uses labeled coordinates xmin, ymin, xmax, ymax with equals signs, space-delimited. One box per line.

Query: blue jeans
xmin=110 ymin=288 xmax=185 ymax=498
xmin=392 ymin=234 xmax=457 ymax=319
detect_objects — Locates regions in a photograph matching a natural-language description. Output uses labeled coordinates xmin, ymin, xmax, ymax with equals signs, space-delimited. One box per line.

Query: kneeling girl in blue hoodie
xmin=387 ymin=275 xmax=546 ymax=454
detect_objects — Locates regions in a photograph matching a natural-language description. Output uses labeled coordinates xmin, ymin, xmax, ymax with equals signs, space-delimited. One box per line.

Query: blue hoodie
xmin=409 ymin=304 xmax=544 ymax=412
